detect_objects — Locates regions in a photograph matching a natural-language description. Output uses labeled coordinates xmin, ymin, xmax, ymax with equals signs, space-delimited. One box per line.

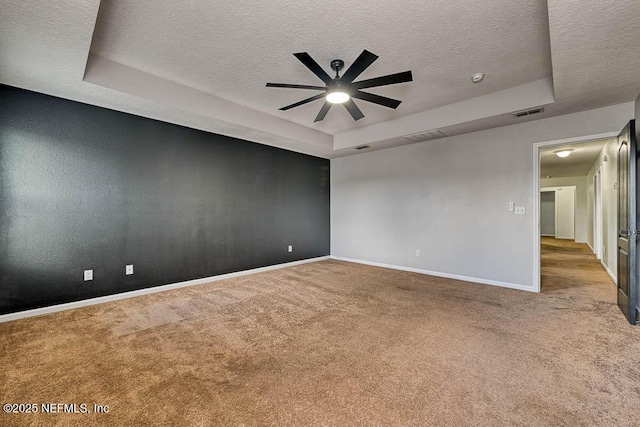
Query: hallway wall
xmin=586 ymin=138 xmax=618 ymax=282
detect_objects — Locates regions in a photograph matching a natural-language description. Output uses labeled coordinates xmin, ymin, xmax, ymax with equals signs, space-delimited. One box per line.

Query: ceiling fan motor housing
xmin=330 ymin=59 xmax=345 ymax=74
xmin=328 ymin=79 xmax=350 ymax=93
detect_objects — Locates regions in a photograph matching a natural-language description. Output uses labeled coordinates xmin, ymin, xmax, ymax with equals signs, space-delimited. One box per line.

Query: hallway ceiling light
xmin=554 ymin=149 xmax=574 ymax=158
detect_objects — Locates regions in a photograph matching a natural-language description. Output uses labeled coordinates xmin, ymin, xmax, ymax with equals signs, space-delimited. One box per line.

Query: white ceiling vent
xmin=513 ymin=106 xmax=544 ymax=118
xmin=404 ymin=129 xmax=447 ymax=143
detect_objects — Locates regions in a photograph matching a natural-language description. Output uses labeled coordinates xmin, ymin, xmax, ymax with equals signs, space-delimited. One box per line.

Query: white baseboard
xmin=601 ymin=261 xmax=617 ymax=285
xmin=586 ymin=241 xmax=594 ymax=253
xmin=0 ymin=256 xmax=330 ymax=324
xmin=330 ymin=256 xmax=535 ymax=293
xmin=541 ymin=234 xmax=555 ymax=237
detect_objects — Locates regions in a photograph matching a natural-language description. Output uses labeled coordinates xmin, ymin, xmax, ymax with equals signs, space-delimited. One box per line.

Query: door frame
xmin=532 ymin=132 xmax=618 ymax=293
xmin=594 ymin=166 xmax=603 ymax=259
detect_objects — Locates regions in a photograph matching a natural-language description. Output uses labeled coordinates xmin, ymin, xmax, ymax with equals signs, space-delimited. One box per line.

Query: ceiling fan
xmin=266 ymin=50 xmax=413 ymax=122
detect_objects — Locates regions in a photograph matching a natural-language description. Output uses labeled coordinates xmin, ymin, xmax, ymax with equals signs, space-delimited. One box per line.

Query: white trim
xmin=541 ymin=234 xmax=555 ymax=237
xmin=586 ymin=241 xmax=595 ymax=253
xmin=331 ymin=256 xmax=535 ymax=292
xmin=532 ymin=131 xmax=619 ymax=293
xmin=601 ymin=260 xmax=617 ymax=285
xmin=594 ymin=166 xmax=604 ymax=260
xmin=0 ymin=256 xmax=330 ymax=323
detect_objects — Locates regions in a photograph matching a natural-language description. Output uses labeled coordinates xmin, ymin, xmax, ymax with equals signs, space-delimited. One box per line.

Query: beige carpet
xmin=1 ymin=239 xmax=639 ymax=426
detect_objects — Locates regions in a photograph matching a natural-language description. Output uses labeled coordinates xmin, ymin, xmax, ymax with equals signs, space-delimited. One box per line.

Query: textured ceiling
xmin=90 ymin=0 xmax=552 ymax=135
xmin=1 ymin=0 xmax=639 ymax=158
xmin=540 ymin=139 xmax=608 ymax=178
xmin=548 ymin=0 xmax=640 ymax=110
xmin=0 ymin=0 xmax=331 ymax=158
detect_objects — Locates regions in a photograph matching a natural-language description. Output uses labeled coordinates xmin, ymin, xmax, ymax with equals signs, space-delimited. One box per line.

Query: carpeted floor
xmin=1 ymin=238 xmax=639 ymax=426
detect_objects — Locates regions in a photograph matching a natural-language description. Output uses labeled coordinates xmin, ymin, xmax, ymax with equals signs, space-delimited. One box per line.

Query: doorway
xmin=532 ymin=132 xmax=618 ymax=293
xmin=534 ymin=121 xmax=638 ymax=324
xmin=540 ymin=190 xmax=555 ymax=237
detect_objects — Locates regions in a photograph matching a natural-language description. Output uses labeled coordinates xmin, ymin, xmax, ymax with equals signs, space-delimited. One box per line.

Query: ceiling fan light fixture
xmin=266 ymin=50 xmax=413 ymax=121
xmin=326 ymin=90 xmax=350 ymax=104
xmin=554 ymin=149 xmax=574 ymax=158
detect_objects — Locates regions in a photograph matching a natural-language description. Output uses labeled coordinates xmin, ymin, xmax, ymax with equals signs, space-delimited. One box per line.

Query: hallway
xmin=541 ymin=236 xmax=615 ymax=298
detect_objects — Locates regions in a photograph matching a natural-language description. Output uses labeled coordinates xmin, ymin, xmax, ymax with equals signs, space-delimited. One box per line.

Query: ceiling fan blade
xmin=293 ymin=52 xmax=332 ymax=84
xmin=352 ymin=90 xmax=402 ymax=109
xmin=267 ymin=83 xmax=326 ymax=90
xmin=279 ymin=93 xmax=326 ymax=111
xmin=351 ymin=71 xmax=413 ymax=90
xmin=341 ymin=50 xmax=379 ymax=83
xmin=343 ymin=99 xmax=364 ymax=121
xmin=314 ymin=102 xmax=332 ymax=122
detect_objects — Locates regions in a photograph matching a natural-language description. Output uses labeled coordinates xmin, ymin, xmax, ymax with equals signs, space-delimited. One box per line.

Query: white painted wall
xmin=586 ymin=138 xmax=618 ymax=282
xmin=554 ymin=186 xmax=576 ymax=239
xmin=331 ymin=102 xmax=633 ymax=290
xmin=541 ymin=177 xmax=587 ymax=242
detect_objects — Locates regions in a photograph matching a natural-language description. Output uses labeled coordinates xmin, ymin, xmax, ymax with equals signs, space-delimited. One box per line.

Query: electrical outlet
xmin=415 ymin=250 xmax=420 ymax=257
xmin=515 ymin=206 xmax=525 ymax=215
xmin=288 ymin=245 xmax=293 ymax=253
xmin=84 ymin=269 xmax=93 ymax=281
xmin=508 ymin=202 xmax=515 ymax=212
xmin=125 ymin=264 xmax=134 ymax=275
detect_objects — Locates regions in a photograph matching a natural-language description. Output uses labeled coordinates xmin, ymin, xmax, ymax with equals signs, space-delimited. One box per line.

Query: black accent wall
xmin=0 ymin=86 xmax=330 ymax=315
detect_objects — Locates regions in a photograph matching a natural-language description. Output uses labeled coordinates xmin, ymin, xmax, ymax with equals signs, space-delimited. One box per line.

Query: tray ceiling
xmin=90 ymin=0 xmax=552 ymax=135
xmin=1 ymin=0 xmax=639 ymax=157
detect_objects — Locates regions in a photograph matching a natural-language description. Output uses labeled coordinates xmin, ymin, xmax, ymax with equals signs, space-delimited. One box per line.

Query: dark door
xmin=617 ymin=120 xmax=637 ymax=325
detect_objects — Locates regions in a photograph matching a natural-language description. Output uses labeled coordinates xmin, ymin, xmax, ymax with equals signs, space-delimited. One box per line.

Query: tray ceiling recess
xmin=1 ymin=0 xmax=638 ymax=158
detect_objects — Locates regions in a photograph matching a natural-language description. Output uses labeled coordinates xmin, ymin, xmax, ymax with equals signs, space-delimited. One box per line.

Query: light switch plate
xmin=508 ymin=202 xmax=515 ymax=212
xmin=288 ymin=245 xmax=293 ymax=253
xmin=515 ymin=206 xmax=525 ymax=215
xmin=84 ymin=269 xmax=93 ymax=281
